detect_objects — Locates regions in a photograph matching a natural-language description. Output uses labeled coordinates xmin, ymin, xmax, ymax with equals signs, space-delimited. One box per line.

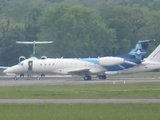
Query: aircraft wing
xmin=68 ymin=68 xmax=91 ymax=75
xmin=0 ymin=66 xmax=10 ymax=69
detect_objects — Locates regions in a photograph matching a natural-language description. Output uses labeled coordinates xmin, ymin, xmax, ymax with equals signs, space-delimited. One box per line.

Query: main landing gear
xmin=14 ymin=77 xmax=18 ymax=80
xmin=84 ymin=75 xmax=92 ymax=80
xmin=97 ymin=75 xmax=107 ymax=80
xmin=83 ymin=74 xmax=106 ymax=80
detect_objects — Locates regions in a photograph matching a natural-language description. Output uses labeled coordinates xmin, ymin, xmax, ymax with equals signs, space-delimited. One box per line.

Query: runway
xmin=0 ymin=77 xmax=160 ymax=104
xmin=0 ymin=76 xmax=160 ymax=86
xmin=0 ymin=99 xmax=160 ymax=104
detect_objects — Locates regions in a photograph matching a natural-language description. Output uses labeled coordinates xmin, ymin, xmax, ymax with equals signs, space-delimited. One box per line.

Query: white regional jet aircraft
xmin=3 ymin=39 xmax=154 ymax=80
xmin=105 ymin=44 xmax=160 ymax=75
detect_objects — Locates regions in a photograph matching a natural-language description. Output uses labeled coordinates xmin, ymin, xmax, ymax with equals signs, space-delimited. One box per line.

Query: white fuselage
xmin=4 ymin=58 xmax=107 ymax=75
xmin=105 ymin=60 xmax=160 ymax=74
xmin=31 ymin=59 xmax=106 ymax=75
xmin=3 ymin=57 xmax=125 ymax=76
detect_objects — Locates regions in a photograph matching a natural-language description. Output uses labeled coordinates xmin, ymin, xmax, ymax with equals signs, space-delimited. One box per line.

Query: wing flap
xmin=68 ymin=68 xmax=90 ymax=74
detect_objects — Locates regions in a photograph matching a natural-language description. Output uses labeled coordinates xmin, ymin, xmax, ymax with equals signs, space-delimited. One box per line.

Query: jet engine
xmin=99 ymin=57 xmax=124 ymax=66
xmin=41 ymin=56 xmax=47 ymax=59
xmin=19 ymin=56 xmax=26 ymax=62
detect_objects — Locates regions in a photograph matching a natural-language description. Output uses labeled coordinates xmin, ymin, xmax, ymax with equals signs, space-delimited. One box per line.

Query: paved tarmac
xmin=0 ymin=99 xmax=160 ymax=104
xmin=0 ymin=76 xmax=160 ymax=86
xmin=0 ymin=76 xmax=160 ymax=104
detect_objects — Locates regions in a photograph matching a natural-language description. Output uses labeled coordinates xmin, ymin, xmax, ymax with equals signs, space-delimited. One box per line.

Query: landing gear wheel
xmin=37 ymin=77 xmax=40 ymax=80
xmin=20 ymin=74 xmax=24 ymax=77
xmin=41 ymin=74 xmax=45 ymax=77
xmin=98 ymin=75 xmax=107 ymax=80
xmin=14 ymin=77 xmax=18 ymax=80
xmin=84 ymin=75 xmax=92 ymax=80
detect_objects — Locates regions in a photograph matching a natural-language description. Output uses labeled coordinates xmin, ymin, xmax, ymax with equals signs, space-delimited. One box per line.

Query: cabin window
xmin=40 ymin=64 xmax=42 ymax=66
xmin=53 ymin=63 xmax=55 ymax=66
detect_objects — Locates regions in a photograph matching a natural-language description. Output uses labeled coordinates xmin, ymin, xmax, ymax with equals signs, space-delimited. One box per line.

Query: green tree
xmin=100 ymin=3 xmax=149 ymax=55
xmin=0 ymin=26 xmax=31 ymax=66
xmin=0 ymin=18 xmax=39 ymax=65
xmin=38 ymin=3 xmax=116 ymax=57
xmin=148 ymin=0 xmax=160 ymax=11
xmin=142 ymin=10 xmax=160 ymax=45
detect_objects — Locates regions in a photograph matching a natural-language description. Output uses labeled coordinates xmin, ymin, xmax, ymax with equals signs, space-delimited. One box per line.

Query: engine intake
xmin=19 ymin=56 xmax=26 ymax=62
xmin=41 ymin=56 xmax=47 ymax=59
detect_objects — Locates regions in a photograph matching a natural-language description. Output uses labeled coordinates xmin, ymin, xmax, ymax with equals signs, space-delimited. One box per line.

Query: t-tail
xmin=118 ymin=39 xmax=155 ymax=60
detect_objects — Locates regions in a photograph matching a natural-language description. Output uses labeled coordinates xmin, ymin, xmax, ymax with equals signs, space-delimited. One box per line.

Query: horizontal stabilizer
xmin=16 ymin=41 xmax=53 ymax=44
xmin=16 ymin=41 xmax=53 ymax=56
xmin=138 ymin=39 xmax=155 ymax=44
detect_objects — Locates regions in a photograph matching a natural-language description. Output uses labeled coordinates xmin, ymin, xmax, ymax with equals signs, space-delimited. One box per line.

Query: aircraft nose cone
xmin=3 ymin=65 xmax=23 ymax=74
xmin=3 ymin=68 xmax=12 ymax=73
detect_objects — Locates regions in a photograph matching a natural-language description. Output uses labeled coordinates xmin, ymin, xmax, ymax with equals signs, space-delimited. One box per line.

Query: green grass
xmin=0 ymin=103 xmax=160 ymax=120
xmin=1 ymin=83 xmax=160 ymax=98
xmin=1 ymin=76 xmax=160 ymax=120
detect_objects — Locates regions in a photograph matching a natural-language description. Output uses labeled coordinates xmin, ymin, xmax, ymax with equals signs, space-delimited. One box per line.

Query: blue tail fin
xmin=117 ymin=39 xmax=155 ymax=60
xmin=129 ymin=39 xmax=155 ymax=60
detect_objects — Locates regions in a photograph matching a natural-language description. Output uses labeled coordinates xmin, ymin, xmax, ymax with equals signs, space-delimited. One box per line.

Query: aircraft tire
xmin=98 ymin=75 xmax=106 ymax=80
xmin=41 ymin=74 xmax=45 ymax=77
xmin=20 ymin=74 xmax=24 ymax=77
xmin=84 ymin=76 xmax=92 ymax=80
xmin=14 ymin=77 xmax=18 ymax=80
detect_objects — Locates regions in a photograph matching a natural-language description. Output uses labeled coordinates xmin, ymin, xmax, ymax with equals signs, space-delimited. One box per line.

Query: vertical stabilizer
xmin=145 ymin=45 xmax=160 ymax=62
xmin=128 ymin=39 xmax=155 ymax=60
xmin=117 ymin=39 xmax=155 ymax=60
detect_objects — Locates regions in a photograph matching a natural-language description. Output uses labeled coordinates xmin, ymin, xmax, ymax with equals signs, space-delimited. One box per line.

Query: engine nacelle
xmin=19 ymin=56 xmax=26 ymax=62
xmin=41 ymin=56 xmax=47 ymax=60
xmin=105 ymin=71 xmax=119 ymax=75
xmin=99 ymin=57 xmax=124 ymax=66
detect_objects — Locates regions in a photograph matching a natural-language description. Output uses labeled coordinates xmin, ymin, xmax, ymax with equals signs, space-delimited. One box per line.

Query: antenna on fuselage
xmin=16 ymin=40 xmax=53 ymax=56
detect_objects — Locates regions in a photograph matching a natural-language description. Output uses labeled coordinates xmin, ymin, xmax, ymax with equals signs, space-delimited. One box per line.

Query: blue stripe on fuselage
xmin=104 ymin=61 xmax=135 ymax=71
xmin=75 ymin=58 xmax=141 ymax=71
xmin=75 ymin=58 xmax=99 ymax=64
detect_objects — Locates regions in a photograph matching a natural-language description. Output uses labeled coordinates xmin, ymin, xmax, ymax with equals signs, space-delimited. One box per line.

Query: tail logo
xmin=136 ymin=49 xmax=142 ymax=55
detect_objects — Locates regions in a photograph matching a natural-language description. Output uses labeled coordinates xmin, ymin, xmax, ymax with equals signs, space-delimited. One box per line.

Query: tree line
xmin=0 ymin=0 xmax=160 ymax=65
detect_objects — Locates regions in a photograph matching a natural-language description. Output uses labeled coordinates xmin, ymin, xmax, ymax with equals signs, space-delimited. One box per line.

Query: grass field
xmin=1 ymin=73 xmax=160 ymax=120
xmin=0 ymin=83 xmax=160 ymax=98
xmin=0 ymin=103 xmax=160 ymax=120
